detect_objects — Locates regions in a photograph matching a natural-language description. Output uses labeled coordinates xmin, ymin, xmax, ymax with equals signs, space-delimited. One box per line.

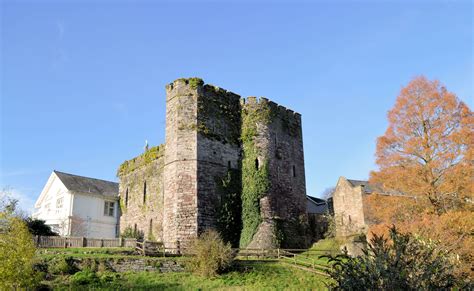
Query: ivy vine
xmin=239 ymin=101 xmax=273 ymax=248
xmin=215 ymin=169 xmax=242 ymax=247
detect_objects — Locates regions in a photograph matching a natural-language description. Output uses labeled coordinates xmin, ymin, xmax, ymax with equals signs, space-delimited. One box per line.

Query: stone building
xmin=332 ymin=177 xmax=373 ymax=237
xmin=118 ymin=78 xmax=308 ymax=249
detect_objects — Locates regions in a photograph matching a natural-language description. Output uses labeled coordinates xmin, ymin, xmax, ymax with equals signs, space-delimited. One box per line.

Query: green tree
xmin=0 ymin=213 xmax=38 ymax=288
xmin=25 ymin=217 xmax=58 ymax=236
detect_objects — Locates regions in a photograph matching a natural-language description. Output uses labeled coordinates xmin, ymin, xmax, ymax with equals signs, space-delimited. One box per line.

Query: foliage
xmin=42 ymin=261 xmax=329 ymax=289
xmin=370 ymin=76 xmax=473 ymax=214
xmin=321 ymin=187 xmax=336 ymax=200
xmin=0 ymin=212 xmax=39 ymax=289
xmin=190 ymin=84 xmax=242 ymax=144
xmin=323 ymin=213 xmax=337 ymax=238
xmin=70 ymin=269 xmax=100 ymax=285
xmin=326 ymin=226 xmax=458 ymax=290
xmin=215 ymin=169 xmax=242 ymax=247
xmin=365 ymin=196 xmax=474 ymax=280
xmin=25 ymin=217 xmax=58 ymax=236
xmin=188 ymin=230 xmax=234 ymax=277
xmin=117 ymin=144 xmax=164 ymax=176
xmin=121 ymin=226 xmax=144 ymax=240
xmin=0 ymin=187 xmax=28 ymax=219
xmin=48 ymin=256 xmax=78 ymax=275
xmin=175 ymin=77 xmax=204 ymax=89
xmin=240 ymin=100 xmax=272 ymax=247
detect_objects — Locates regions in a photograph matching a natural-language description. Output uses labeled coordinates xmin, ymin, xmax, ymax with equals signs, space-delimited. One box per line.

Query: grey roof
xmin=54 ymin=170 xmax=119 ymax=198
xmin=306 ymin=196 xmax=328 ymax=214
xmin=347 ymin=179 xmax=375 ymax=194
xmin=307 ymin=196 xmax=326 ymax=204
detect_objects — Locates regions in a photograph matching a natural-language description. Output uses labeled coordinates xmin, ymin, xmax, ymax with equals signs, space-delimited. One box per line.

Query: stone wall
xmin=118 ymin=78 xmax=308 ymax=250
xmin=163 ymin=79 xmax=199 ymax=249
xmin=332 ymin=177 xmax=367 ymax=237
xmin=242 ymin=97 xmax=308 ymax=249
xmin=118 ymin=145 xmax=165 ymax=241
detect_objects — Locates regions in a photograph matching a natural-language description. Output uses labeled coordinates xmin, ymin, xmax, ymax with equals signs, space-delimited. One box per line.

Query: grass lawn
xmin=44 ymin=261 xmax=330 ymax=290
xmin=37 ymin=246 xmax=333 ymax=289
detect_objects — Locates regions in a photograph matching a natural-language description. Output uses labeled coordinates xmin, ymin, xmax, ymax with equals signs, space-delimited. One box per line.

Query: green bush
xmin=70 ymin=269 xmax=99 ymax=285
xmin=188 ymin=230 xmax=234 ymax=277
xmin=48 ymin=257 xmax=78 ymax=275
xmin=0 ymin=213 xmax=39 ymax=288
xmin=121 ymin=226 xmax=144 ymax=240
xmin=326 ymin=226 xmax=458 ymax=290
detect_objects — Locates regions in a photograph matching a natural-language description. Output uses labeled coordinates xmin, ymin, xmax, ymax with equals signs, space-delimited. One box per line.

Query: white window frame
xmin=56 ymin=197 xmax=64 ymax=209
xmin=104 ymin=201 xmax=115 ymax=217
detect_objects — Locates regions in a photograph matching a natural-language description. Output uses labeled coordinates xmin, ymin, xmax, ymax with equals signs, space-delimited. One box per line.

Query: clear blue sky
xmin=1 ymin=0 xmax=472 ymax=213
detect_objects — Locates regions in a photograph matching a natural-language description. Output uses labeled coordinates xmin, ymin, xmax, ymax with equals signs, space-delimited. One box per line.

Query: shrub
xmin=48 ymin=257 xmax=78 ymax=275
xmin=24 ymin=217 xmax=58 ymax=236
xmin=188 ymin=230 xmax=234 ymax=277
xmin=326 ymin=226 xmax=458 ymax=290
xmin=70 ymin=269 xmax=99 ymax=285
xmin=0 ymin=213 xmax=39 ymax=288
xmin=121 ymin=226 xmax=144 ymax=240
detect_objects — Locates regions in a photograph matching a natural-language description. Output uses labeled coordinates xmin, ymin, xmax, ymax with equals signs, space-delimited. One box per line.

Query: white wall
xmin=33 ymin=175 xmax=73 ymax=236
xmin=72 ymin=193 xmax=119 ymax=238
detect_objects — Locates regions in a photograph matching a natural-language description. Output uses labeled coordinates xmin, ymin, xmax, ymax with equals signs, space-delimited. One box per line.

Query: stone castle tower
xmin=118 ymin=78 xmax=308 ymax=249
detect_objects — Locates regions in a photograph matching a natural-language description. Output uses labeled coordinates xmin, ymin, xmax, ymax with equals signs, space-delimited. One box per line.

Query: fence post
xmin=82 ymin=237 xmax=86 ymax=247
xmin=277 ymin=248 xmax=280 ymax=259
xmin=119 ymin=237 xmax=123 ymax=247
xmin=64 ymin=237 xmax=67 ymax=249
xmin=100 ymin=239 xmax=104 ymax=248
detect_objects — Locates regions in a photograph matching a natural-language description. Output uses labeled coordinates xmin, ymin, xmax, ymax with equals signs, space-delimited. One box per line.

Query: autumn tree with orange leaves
xmin=370 ymin=76 xmax=473 ymax=214
xmin=366 ymin=76 xmax=473 ymax=280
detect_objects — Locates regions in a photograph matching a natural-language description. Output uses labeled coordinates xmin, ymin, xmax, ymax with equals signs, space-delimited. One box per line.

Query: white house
xmin=33 ymin=170 xmax=120 ymax=238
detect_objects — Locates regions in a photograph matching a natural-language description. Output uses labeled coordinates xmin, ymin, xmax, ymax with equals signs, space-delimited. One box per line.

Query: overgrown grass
xmin=46 ymin=261 xmax=329 ymax=290
xmin=37 ymin=248 xmax=186 ymax=261
xmin=39 ymin=247 xmax=134 ymax=255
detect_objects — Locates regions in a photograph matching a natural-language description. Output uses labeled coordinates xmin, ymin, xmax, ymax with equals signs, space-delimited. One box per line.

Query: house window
xmin=56 ymin=197 xmax=63 ymax=208
xmin=104 ymin=201 xmax=115 ymax=217
xmin=143 ymin=181 xmax=147 ymax=204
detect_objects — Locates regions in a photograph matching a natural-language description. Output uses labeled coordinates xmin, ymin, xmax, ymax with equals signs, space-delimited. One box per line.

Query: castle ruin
xmin=118 ymin=78 xmax=308 ymax=249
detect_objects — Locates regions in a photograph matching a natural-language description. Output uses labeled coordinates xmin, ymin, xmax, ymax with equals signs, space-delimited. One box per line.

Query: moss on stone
xmin=239 ymin=101 xmax=273 ymax=248
xmin=117 ymin=145 xmax=164 ymax=177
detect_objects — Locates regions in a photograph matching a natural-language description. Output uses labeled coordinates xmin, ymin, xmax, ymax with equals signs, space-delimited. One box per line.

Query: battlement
xmin=117 ymin=144 xmax=165 ymax=177
xmin=166 ymin=78 xmax=241 ymax=104
xmin=119 ymin=77 xmax=307 ymax=249
xmin=241 ymin=96 xmax=302 ymax=123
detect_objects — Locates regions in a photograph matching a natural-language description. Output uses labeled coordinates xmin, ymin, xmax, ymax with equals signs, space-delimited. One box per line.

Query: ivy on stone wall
xmin=215 ymin=169 xmax=242 ymax=247
xmin=194 ymin=85 xmax=241 ymax=145
xmin=239 ymin=101 xmax=273 ymax=248
xmin=117 ymin=145 xmax=164 ymax=177
xmin=119 ymin=199 xmax=127 ymax=214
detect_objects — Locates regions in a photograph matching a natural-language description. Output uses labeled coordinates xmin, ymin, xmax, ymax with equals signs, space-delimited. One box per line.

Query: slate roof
xmin=306 ymin=196 xmax=328 ymax=214
xmin=54 ymin=170 xmax=119 ymax=198
xmin=307 ymin=196 xmax=326 ymax=204
xmin=347 ymin=179 xmax=375 ymax=194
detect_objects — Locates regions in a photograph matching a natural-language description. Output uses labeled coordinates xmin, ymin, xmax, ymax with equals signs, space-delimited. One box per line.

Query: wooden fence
xmin=35 ymin=236 xmax=137 ymax=248
xmin=36 ymin=236 xmax=335 ymax=276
